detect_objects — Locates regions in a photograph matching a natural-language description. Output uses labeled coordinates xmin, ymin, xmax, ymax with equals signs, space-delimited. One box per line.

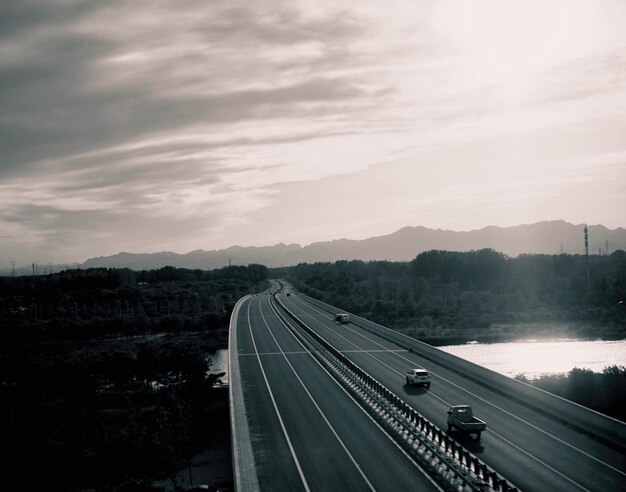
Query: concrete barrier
xmin=228 ymin=295 xmax=260 ymax=492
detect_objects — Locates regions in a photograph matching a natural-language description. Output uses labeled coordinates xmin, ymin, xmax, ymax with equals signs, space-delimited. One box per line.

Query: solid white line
xmin=329 ymin=313 xmax=626 ymax=479
xmin=286 ymin=300 xmax=456 ymax=410
xmin=285 ymin=296 xmax=595 ymax=490
xmin=290 ymin=299 xmax=626 ymax=470
xmin=240 ymin=351 xmax=310 ymax=356
xmin=257 ymin=298 xmax=377 ymax=492
xmin=246 ymin=299 xmax=311 ymax=492
xmin=266 ymin=296 xmax=444 ymax=492
xmin=340 ymin=349 xmax=410 ymax=353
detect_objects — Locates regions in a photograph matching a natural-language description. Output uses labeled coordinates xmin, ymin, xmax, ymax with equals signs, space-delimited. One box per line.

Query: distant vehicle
xmin=446 ymin=405 xmax=486 ymax=440
xmin=334 ymin=313 xmax=350 ymax=323
xmin=405 ymin=369 xmax=431 ymax=388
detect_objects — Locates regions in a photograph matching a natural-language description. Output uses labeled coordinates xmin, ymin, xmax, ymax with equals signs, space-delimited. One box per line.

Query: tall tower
xmin=584 ymin=225 xmax=590 ymax=291
xmin=606 ymin=239 xmax=609 ymax=255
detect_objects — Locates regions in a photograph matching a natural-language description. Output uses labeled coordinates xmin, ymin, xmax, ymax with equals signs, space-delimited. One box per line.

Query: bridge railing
xmin=274 ymin=293 xmax=519 ymax=492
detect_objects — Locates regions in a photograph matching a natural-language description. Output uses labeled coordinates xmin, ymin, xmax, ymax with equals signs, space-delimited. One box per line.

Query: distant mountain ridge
xmin=79 ymin=221 xmax=626 ymax=270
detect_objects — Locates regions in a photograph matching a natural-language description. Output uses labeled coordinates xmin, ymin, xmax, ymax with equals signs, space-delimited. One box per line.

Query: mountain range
xmin=77 ymin=221 xmax=626 ymax=271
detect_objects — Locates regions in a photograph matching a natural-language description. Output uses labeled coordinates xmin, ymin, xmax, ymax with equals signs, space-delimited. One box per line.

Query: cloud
xmin=0 ymin=0 xmax=382 ymax=172
xmin=0 ymin=202 xmax=217 ymax=262
xmin=1 ymin=0 xmax=625 ymax=265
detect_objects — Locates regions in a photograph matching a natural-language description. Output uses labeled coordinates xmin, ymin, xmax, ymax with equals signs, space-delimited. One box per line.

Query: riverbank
xmin=0 ymin=330 xmax=234 ymax=492
xmin=394 ymin=321 xmax=626 ymax=347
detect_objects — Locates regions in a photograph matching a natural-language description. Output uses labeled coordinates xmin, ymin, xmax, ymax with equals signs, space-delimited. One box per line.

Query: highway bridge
xmin=229 ymin=282 xmax=626 ymax=491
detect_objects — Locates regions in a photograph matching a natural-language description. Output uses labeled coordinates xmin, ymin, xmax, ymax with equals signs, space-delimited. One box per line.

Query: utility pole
xmin=606 ymin=239 xmax=609 ymax=256
xmin=584 ymin=225 xmax=589 ymax=291
xmin=11 ymin=260 xmax=15 ymax=277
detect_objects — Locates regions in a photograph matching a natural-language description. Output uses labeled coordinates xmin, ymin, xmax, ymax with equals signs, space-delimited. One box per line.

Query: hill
xmin=78 ymin=220 xmax=626 ymax=270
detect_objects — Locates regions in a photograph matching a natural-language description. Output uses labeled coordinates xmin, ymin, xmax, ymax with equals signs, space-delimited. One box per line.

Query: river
xmin=439 ymin=339 xmax=626 ymax=379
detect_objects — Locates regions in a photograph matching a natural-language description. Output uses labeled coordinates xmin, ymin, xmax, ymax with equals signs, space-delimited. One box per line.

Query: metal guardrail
xmin=273 ymin=293 xmax=519 ymax=492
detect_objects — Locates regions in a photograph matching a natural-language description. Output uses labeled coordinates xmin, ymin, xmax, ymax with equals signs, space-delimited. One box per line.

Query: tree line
xmin=517 ymin=366 xmax=626 ymax=421
xmin=286 ymin=249 xmax=626 ymax=341
xmin=286 ymin=250 xmax=626 ymax=420
xmin=0 ymin=264 xmax=269 ymax=342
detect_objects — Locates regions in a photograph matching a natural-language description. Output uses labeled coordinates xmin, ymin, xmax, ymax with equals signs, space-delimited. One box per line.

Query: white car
xmin=406 ymin=369 xmax=431 ymax=389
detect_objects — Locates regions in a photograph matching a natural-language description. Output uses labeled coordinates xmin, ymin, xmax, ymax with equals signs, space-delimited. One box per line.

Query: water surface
xmin=208 ymin=348 xmax=229 ymax=385
xmin=438 ymin=339 xmax=626 ymax=379
xmin=212 ymin=339 xmax=625 ymax=383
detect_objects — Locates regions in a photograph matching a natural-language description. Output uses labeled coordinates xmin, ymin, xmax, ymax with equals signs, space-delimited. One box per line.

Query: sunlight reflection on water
xmin=208 ymin=349 xmax=229 ymax=385
xmin=439 ymin=339 xmax=626 ymax=379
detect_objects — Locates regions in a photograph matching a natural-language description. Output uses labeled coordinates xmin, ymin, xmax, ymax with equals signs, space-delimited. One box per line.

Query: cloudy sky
xmin=1 ymin=0 xmax=625 ymax=265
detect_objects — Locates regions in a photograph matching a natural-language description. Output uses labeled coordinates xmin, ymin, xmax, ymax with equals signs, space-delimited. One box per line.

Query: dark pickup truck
xmin=446 ymin=405 xmax=486 ymax=440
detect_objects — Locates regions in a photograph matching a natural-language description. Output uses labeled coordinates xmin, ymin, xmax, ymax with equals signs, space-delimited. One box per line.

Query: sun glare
xmin=460 ymin=0 xmax=570 ymax=79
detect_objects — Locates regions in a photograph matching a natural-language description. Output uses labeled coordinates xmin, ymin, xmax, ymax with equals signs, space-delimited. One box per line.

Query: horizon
xmin=2 ymin=1 xmax=625 ymax=265
xmin=6 ymin=219 xmax=625 ymax=270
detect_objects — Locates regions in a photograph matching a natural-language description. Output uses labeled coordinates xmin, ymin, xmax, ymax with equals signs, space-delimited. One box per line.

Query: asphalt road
xmin=279 ymin=292 xmax=626 ymax=492
xmin=235 ymin=293 xmax=441 ymax=491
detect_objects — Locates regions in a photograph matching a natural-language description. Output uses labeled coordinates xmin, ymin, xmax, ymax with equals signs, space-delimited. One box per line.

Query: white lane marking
xmin=323 ymin=306 xmax=626 ymax=480
xmin=246 ymin=299 xmax=311 ymax=492
xmin=240 ymin=351 xmax=309 ymax=356
xmin=265 ymin=296 xmax=443 ymax=492
xmin=256 ymin=298 xmax=377 ymax=492
xmin=288 ymin=294 xmax=626 ymax=478
xmin=340 ymin=349 xmax=410 ymax=353
xmin=284 ymin=296 xmax=596 ymax=490
xmin=243 ymin=349 xmax=409 ymax=355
